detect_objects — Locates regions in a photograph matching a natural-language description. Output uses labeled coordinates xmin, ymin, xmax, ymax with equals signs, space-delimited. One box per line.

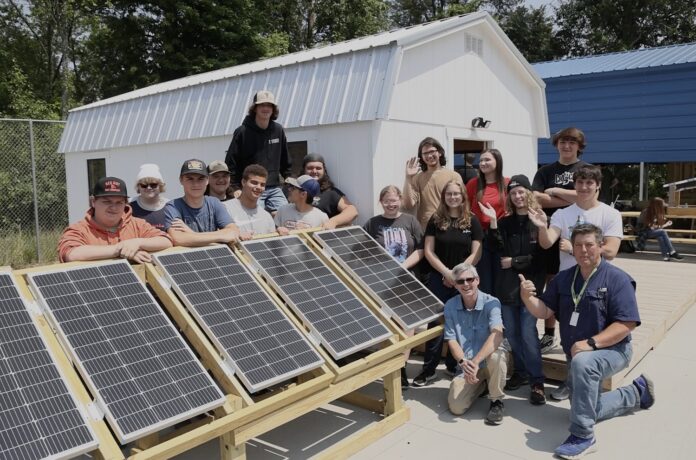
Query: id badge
xmin=570 ymin=311 xmax=579 ymax=327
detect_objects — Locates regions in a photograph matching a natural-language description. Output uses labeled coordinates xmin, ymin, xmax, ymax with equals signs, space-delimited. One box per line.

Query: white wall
xmin=65 ymin=136 xmax=231 ymax=222
xmin=288 ymin=122 xmax=374 ymax=225
xmin=389 ymin=24 xmax=543 ymax=138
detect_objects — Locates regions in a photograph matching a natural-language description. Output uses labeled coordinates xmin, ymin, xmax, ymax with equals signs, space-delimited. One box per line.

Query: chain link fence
xmin=0 ymin=119 xmax=67 ymax=267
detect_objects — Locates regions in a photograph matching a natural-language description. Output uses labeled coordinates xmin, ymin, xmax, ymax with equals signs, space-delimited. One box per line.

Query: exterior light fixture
xmin=471 ymin=117 xmax=492 ymax=128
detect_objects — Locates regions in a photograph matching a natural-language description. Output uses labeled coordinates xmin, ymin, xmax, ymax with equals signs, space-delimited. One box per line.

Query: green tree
xmin=553 ymin=0 xmax=696 ymax=57
xmin=485 ymin=0 xmax=557 ymax=62
xmin=256 ymin=0 xmax=390 ymax=53
xmin=390 ymin=0 xmax=481 ymax=26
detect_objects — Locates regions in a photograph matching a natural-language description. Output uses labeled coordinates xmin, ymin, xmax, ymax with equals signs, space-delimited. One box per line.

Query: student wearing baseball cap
xmin=224 ymin=90 xmax=291 ymax=213
xmin=163 ymin=159 xmax=241 ymax=246
xmin=274 ymin=175 xmax=328 ymax=234
xmin=58 ymin=176 xmax=172 ymax=263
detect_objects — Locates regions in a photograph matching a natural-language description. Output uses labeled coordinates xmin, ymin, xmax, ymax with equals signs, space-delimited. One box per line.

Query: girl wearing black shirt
xmin=481 ymin=174 xmax=546 ymax=405
xmin=412 ymin=180 xmax=483 ymax=386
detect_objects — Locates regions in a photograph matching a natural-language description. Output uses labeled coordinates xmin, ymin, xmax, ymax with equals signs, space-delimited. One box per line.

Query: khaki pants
xmin=448 ymin=348 xmax=508 ymax=415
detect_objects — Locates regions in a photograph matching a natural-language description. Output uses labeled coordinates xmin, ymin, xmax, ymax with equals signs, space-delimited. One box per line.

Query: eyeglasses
xmin=445 ymin=192 xmax=462 ymax=197
xmin=455 ymin=277 xmax=477 ymax=285
xmin=139 ymin=182 xmax=159 ymax=189
xmin=421 ymin=149 xmax=439 ymax=157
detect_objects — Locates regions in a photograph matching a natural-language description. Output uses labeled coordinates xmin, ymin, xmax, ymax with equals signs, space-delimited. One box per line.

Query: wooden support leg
xmin=219 ymin=432 xmax=245 ymax=460
xmin=382 ymin=368 xmax=403 ymax=416
xmin=131 ymin=433 xmax=160 ymax=455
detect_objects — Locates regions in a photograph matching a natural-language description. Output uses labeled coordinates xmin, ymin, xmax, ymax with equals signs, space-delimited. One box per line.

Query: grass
xmin=0 ymin=228 xmax=63 ymax=269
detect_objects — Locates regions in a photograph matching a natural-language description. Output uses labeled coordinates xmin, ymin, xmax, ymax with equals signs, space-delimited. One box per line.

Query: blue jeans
xmin=476 ymin=240 xmax=499 ymax=295
xmin=567 ymin=341 xmax=640 ymax=438
xmin=644 ymin=228 xmax=675 ymax=257
xmin=501 ymin=304 xmax=544 ymax=384
xmin=260 ymin=186 xmax=288 ymax=212
xmin=422 ymin=272 xmax=458 ymax=374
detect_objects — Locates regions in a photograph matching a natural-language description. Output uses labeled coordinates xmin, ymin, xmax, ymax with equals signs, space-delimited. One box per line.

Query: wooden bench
xmin=623 ymin=235 xmax=696 ymax=245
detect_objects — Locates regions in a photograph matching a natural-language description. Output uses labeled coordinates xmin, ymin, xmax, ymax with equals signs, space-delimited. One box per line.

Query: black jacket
xmin=488 ymin=214 xmax=545 ymax=305
xmin=225 ymin=115 xmax=291 ymax=188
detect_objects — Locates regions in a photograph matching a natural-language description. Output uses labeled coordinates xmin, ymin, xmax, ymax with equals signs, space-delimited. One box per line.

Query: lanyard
xmin=571 ymin=265 xmax=597 ymax=311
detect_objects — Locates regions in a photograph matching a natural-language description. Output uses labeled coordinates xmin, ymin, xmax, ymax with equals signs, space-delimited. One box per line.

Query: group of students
xmin=56 ymin=89 xmax=660 ymax=460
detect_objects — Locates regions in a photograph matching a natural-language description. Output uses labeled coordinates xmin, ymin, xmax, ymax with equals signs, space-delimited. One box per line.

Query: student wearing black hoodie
xmin=480 ymin=174 xmax=546 ymax=406
xmin=225 ymin=90 xmax=291 ymax=213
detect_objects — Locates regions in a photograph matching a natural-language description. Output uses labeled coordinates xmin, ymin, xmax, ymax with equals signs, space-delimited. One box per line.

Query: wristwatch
xmin=458 ymin=358 xmax=466 ymax=365
xmin=587 ymin=337 xmax=598 ymax=350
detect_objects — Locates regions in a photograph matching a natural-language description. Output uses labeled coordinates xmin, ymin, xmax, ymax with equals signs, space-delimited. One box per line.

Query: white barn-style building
xmin=59 ymin=11 xmax=549 ymax=224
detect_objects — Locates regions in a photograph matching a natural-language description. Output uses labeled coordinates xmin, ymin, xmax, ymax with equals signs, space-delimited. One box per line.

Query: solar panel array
xmin=153 ymin=246 xmax=324 ymax=393
xmin=0 ymin=272 xmax=97 ymax=460
xmin=27 ymin=261 xmax=225 ymax=444
xmin=241 ymin=236 xmax=392 ymax=359
xmin=313 ymin=227 xmax=444 ymax=329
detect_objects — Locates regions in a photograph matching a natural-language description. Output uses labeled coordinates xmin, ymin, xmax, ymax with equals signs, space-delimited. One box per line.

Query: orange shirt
xmin=466 ymin=177 xmax=510 ymax=230
xmin=58 ymin=206 xmax=171 ymax=262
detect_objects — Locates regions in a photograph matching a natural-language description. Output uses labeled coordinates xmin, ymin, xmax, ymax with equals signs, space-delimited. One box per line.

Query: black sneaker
xmin=529 ymin=383 xmax=547 ymax=405
xmin=670 ymin=252 xmax=684 ymax=261
xmin=504 ymin=373 xmax=528 ymax=391
xmin=485 ymin=400 xmax=504 ymax=425
xmin=412 ymin=370 xmax=437 ymax=387
xmin=401 ymin=367 xmax=409 ymax=390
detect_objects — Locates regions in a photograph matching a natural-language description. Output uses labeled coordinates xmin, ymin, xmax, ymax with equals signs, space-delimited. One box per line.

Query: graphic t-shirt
xmin=312 ymin=187 xmax=344 ymax=218
xmin=532 ymin=160 xmax=590 ymax=216
xmin=363 ymin=214 xmax=423 ymax=263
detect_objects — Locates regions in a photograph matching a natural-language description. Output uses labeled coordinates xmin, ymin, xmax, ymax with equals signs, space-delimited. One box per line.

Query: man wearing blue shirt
xmin=164 ymin=159 xmax=241 ymax=246
xmin=445 ymin=263 xmax=507 ymax=425
xmin=520 ymin=223 xmax=655 ymax=459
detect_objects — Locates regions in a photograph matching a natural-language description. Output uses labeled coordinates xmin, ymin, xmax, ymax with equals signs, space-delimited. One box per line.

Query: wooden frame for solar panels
xmin=5 ymin=228 xmax=444 ymax=460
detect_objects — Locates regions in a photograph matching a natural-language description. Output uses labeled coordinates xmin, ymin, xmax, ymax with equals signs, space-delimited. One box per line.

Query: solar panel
xmin=153 ymin=246 xmax=324 ymax=393
xmin=0 ymin=271 xmax=97 ymax=460
xmin=240 ymin=236 xmax=392 ymax=359
xmin=313 ymin=227 xmax=444 ymax=329
xmin=26 ymin=261 xmax=225 ymax=444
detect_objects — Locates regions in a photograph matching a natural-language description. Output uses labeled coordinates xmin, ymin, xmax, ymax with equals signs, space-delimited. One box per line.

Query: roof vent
xmin=464 ymin=33 xmax=483 ymax=57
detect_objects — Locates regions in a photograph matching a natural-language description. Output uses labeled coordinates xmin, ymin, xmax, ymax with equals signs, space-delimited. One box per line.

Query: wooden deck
xmin=541 ymin=256 xmax=696 ymax=389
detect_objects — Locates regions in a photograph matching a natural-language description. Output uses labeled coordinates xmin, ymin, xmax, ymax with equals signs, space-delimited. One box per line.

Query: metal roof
xmin=534 ymin=42 xmax=696 ymax=79
xmin=59 ymin=11 xmax=544 ymax=153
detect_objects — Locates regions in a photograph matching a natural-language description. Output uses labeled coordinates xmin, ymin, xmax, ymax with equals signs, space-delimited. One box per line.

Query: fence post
xmin=29 ymin=120 xmax=42 ymax=262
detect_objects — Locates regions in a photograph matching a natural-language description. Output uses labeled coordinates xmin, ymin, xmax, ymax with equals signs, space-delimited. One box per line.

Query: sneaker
xmin=670 ymin=252 xmax=684 ymax=261
xmin=540 ymin=334 xmax=558 ymax=354
xmin=529 ymin=383 xmax=547 ymax=405
xmin=554 ymin=434 xmax=597 ymax=459
xmin=401 ymin=367 xmax=409 ymax=390
xmin=485 ymin=400 xmax=504 ymax=425
xmin=504 ymin=373 xmax=528 ymax=391
xmin=551 ymin=383 xmax=570 ymax=401
xmin=633 ymin=374 xmax=655 ymax=409
xmin=412 ymin=370 xmax=437 ymax=387
xmin=663 ymin=256 xmax=671 ymax=261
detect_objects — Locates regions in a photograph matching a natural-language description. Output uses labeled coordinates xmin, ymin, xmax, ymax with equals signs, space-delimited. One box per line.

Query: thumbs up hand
xmin=519 ymin=274 xmax=537 ymax=300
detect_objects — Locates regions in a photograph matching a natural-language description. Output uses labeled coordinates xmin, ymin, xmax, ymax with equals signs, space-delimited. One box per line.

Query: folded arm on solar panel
xmin=168 ymin=222 xmax=241 ymax=247
xmin=63 ymin=237 xmax=172 ymax=262
xmin=323 ymin=198 xmax=358 ymax=229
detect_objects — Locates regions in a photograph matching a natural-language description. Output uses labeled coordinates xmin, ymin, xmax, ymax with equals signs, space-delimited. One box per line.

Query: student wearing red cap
xmin=58 ymin=176 xmax=172 ymax=263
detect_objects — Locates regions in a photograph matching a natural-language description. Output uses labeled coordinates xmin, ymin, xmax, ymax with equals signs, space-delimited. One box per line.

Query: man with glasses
xmin=274 ymin=175 xmax=328 ymax=234
xmin=519 ymin=223 xmax=653 ymax=459
xmin=164 ymin=159 xmax=241 ymax=246
xmin=403 ymin=137 xmax=463 ymax=230
xmin=58 ymin=176 xmax=172 ymax=263
xmin=446 ymin=263 xmax=507 ymax=425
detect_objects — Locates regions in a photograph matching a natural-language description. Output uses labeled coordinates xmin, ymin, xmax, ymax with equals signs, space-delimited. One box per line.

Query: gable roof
xmin=59 ymin=12 xmax=544 ymax=153
xmin=534 ymin=42 xmax=696 ymax=79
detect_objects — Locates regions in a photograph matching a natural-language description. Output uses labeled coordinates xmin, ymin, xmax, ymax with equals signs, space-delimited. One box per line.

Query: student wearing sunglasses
xmin=130 ymin=163 xmax=169 ymax=230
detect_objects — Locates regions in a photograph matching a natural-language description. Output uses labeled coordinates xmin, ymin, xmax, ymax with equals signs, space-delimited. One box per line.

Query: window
xmin=87 ymin=158 xmax=106 ymax=195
